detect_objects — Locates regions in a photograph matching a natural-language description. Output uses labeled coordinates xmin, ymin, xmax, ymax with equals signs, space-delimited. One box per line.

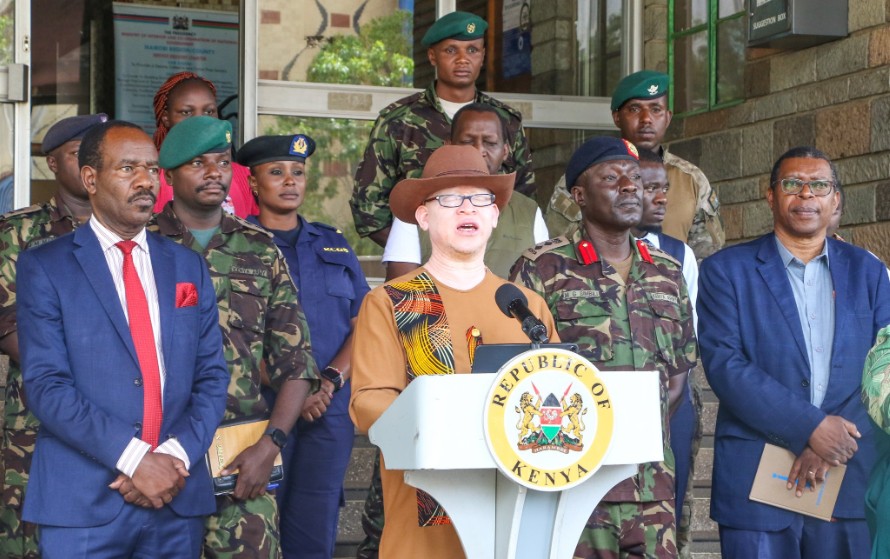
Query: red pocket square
xmin=176 ymin=282 xmax=198 ymax=308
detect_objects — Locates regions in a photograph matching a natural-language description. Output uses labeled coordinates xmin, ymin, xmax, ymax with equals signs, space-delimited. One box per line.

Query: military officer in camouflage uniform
xmin=150 ymin=116 xmax=320 ymax=559
xmin=545 ymin=70 xmax=724 ymax=260
xmin=512 ymin=136 xmax=698 ymax=558
xmin=0 ymin=113 xmax=107 ymax=559
xmin=351 ymin=10 xmax=534 ymax=248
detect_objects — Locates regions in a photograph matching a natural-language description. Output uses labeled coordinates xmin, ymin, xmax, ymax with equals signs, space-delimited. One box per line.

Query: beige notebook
xmin=206 ymin=418 xmax=283 ymax=495
xmin=749 ymin=443 xmax=846 ymax=521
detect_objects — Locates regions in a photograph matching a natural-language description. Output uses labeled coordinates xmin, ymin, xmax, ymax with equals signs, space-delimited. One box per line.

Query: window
xmin=669 ymin=0 xmax=745 ymax=115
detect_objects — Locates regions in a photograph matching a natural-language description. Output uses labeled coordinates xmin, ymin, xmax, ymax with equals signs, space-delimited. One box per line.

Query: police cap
xmin=236 ymin=134 xmax=316 ymax=168
xmin=42 ymin=113 xmax=109 ymax=154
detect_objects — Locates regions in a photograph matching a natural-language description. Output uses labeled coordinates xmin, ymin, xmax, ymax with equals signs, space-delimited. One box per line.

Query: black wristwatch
xmin=320 ymin=366 xmax=345 ymax=392
xmin=263 ymin=426 xmax=287 ymax=449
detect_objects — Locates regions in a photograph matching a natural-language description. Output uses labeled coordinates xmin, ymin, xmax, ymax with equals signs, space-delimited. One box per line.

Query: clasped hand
xmin=109 ymin=452 xmax=188 ymax=509
xmin=786 ymin=415 xmax=860 ymax=497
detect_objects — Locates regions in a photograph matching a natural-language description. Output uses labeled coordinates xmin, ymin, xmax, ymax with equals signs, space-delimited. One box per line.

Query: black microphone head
xmin=495 ymin=283 xmax=528 ymax=318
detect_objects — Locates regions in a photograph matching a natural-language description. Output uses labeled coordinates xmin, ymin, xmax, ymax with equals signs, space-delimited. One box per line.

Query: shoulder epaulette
xmin=313 ymin=222 xmax=342 ymax=234
xmin=232 ymin=215 xmax=274 ymax=238
xmin=378 ymin=91 xmax=426 ymax=118
xmin=520 ymin=236 xmax=570 ymax=262
xmin=646 ymin=244 xmax=682 ymax=268
xmin=1 ymin=203 xmax=45 ymax=221
xmin=479 ymin=93 xmax=523 ymax=122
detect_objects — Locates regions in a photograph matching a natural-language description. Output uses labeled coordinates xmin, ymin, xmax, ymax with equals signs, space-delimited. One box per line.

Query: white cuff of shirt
xmin=116 ymin=438 xmax=191 ymax=478
xmin=116 ymin=438 xmax=151 ymax=478
xmin=155 ymin=438 xmax=191 ymax=471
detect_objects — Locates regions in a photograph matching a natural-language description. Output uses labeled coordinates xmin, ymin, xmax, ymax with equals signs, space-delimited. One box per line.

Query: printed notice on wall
xmin=502 ymin=0 xmax=531 ymax=79
xmin=112 ymin=3 xmax=239 ymax=135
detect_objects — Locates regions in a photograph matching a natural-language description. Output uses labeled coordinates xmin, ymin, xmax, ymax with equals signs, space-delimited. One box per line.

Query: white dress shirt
xmin=89 ymin=218 xmax=189 ymax=477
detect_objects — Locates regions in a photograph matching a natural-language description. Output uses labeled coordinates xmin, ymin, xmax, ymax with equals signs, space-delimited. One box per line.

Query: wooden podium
xmin=369 ymin=366 xmax=663 ymax=559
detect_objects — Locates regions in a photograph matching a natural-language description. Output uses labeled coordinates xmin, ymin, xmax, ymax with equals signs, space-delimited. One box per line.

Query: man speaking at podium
xmin=512 ymin=136 xmax=698 ymax=558
xmin=349 ymin=145 xmax=557 ymax=559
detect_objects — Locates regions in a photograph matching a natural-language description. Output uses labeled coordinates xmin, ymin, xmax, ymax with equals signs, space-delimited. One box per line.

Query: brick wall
xmin=647 ymin=0 xmax=890 ymax=261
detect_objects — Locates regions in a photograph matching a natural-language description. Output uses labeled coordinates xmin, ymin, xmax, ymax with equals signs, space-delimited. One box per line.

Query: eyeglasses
xmin=423 ymin=193 xmax=496 ymax=208
xmin=773 ymin=178 xmax=835 ymax=197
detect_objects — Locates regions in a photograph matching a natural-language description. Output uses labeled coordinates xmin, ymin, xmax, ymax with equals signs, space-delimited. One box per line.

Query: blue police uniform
xmin=248 ymin=214 xmax=370 ymax=559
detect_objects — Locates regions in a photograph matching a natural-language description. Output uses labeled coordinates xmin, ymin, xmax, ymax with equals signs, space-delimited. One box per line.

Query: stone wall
xmin=647 ymin=0 xmax=890 ymax=261
xmin=528 ymin=0 xmax=582 ymax=207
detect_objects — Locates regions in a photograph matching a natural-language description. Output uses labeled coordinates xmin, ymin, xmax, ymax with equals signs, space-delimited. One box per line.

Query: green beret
xmin=236 ymin=134 xmax=317 ymax=167
xmin=421 ymin=11 xmax=487 ymax=47
xmin=611 ymin=70 xmax=669 ymax=111
xmin=159 ymin=116 xmax=232 ymax=169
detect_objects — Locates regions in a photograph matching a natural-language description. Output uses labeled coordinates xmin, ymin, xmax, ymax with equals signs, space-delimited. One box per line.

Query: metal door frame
xmin=0 ymin=0 xmax=31 ymax=209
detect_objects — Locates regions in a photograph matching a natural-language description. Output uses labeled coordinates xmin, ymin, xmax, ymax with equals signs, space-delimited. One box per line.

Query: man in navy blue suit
xmin=16 ymin=120 xmax=229 ymax=558
xmin=698 ymin=146 xmax=890 ymax=558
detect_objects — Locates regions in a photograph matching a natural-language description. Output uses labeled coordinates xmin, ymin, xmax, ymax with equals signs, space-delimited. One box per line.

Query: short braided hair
xmin=152 ymin=72 xmax=216 ymax=149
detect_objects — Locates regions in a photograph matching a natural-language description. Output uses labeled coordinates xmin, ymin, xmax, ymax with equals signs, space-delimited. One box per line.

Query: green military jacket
xmin=510 ymin=224 xmax=699 ymax=502
xmin=544 ymin=148 xmax=724 ymax=260
xmin=150 ymin=204 xmax=319 ymax=421
xmin=0 ymin=197 xmax=82 ymax=430
xmin=351 ymin=81 xmax=535 ymax=238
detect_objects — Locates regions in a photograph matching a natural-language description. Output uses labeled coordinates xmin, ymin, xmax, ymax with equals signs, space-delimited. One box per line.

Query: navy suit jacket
xmin=699 ymin=233 xmax=890 ymax=530
xmin=18 ymin=225 xmax=229 ymax=527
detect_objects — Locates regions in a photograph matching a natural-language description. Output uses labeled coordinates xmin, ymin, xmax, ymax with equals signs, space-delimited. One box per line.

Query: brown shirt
xmin=350 ymin=269 xmax=558 ymax=559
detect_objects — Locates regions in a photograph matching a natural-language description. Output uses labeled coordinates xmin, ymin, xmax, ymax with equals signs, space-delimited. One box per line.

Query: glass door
xmin=0 ymin=0 xmax=30 ymax=212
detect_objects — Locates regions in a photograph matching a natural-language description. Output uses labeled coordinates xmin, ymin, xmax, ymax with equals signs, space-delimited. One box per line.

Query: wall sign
xmin=112 ymin=3 xmax=239 ymax=135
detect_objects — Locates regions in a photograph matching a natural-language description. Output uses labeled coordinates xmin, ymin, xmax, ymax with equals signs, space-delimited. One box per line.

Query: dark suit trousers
xmin=39 ymin=504 xmax=203 ymax=559
xmin=719 ymin=516 xmax=870 ymax=559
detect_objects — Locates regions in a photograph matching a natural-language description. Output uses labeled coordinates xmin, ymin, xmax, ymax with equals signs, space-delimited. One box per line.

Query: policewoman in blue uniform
xmin=238 ymin=134 xmax=370 ymax=559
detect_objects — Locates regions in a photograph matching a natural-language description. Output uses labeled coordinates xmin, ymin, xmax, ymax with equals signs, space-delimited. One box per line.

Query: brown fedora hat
xmin=390 ymin=145 xmax=515 ymax=225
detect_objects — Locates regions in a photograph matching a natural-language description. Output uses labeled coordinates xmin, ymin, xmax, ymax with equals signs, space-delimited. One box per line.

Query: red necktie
xmin=116 ymin=240 xmax=162 ymax=449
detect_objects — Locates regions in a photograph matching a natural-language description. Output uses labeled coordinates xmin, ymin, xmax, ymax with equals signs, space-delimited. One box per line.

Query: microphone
xmin=495 ymin=283 xmax=550 ymax=344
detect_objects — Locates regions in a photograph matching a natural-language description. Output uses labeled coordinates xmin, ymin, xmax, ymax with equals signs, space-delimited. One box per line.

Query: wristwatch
xmin=320 ymin=366 xmax=345 ymax=392
xmin=263 ymin=426 xmax=287 ymax=449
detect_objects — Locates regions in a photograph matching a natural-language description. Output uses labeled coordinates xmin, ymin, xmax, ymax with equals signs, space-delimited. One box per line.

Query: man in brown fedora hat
xmin=349 ymin=145 xmax=557 ymax=559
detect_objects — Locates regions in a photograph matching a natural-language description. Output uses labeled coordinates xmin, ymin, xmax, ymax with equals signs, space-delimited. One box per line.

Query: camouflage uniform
xmin=150 ymin=204 xmax=319 ymax=559
xmin=510 ymin=225 xmax=698 ymax=559
xmin=351 ymin=82 xmax=535 ymax=238
xmin=544 ymin=149 xmax=724 ymax=260
xmin=0 ymin=197 xmax=82 ymax=559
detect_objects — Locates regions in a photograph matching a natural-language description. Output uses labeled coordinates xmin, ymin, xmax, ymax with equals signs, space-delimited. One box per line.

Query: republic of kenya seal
xmin=484 ymin=347 xmax=614 ymax=491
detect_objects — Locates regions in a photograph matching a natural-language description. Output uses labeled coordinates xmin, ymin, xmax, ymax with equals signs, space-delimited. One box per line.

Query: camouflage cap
xmin=421 ymin=11 xmax=488 ymax=47
xmin=159 ymin=116 xmax=232 ymax=169
xmin=611 ymin=70 xmax=669 ymax=111
xmin=42 ymin=113 xmax=109 ymax=154
xmin=236 ymin=134 xmax=316 ymax=167
xmin=565 ymin=136 xmax=639 ymax=188
xmin=390 ymin=145 xmax=514 ymax=224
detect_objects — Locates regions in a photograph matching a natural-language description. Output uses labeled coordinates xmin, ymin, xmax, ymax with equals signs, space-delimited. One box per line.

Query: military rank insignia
xmin=622 ymin=139 xmax=639 ymax=159
xmin=577 ymin=239 xmax=598 ymax=265
xmin=290 ymin=135 xmax=310 ymax=156
xmin=636 ymin=239 xmax=654 ymax=264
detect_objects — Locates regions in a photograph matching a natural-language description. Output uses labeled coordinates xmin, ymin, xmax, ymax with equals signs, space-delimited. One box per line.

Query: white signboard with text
xmin=112 ymin=3 xmax=239 ymax=135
